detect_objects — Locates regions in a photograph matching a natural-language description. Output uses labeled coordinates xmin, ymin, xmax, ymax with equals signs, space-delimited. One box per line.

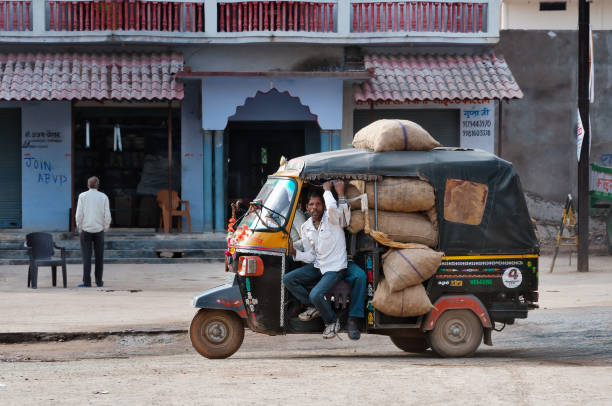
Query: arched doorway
xmin=226 ymin=89 xmax=320 ymax=208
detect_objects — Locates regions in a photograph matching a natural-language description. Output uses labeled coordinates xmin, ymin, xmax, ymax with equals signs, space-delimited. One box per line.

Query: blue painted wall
xmin=11 ymin=101 xmax=72 ymax=231
xmin=180 ymin=82 xmax=205 ymax=231
xmin=201 ymin=77 xmax=344 ymax=130
xmin=229 ymin=89 xmax=318 ymax=122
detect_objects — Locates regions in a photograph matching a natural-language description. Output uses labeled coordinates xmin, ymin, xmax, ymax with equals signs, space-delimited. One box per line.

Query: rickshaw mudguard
xmin=422 ymin=295 xmax=492 ymax=331
xmin=192 ymin=275 xmax=247 ymax=318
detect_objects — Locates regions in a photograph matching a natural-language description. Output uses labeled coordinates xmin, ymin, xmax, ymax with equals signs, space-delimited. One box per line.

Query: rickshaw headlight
xmin=238 ymin=256 xmax=264 ymax=277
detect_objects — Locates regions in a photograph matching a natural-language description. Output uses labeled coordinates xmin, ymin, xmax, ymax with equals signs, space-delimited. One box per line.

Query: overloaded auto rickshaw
xmin=190 ymin=147 xmax=540 ymax=358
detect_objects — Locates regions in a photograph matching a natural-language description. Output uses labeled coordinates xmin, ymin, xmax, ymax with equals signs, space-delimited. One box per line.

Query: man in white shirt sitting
xmin=284 ymin=180 xmax=365 ymax=339
xmin=75 ymin=176 xmax=111 ymax=288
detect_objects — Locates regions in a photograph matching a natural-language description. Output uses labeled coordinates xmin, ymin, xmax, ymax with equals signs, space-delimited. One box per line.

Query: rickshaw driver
xmin=284 ymin=181 xmax=367 ymax=340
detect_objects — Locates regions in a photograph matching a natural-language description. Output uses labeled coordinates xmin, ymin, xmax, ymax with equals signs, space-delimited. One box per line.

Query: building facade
xmin=0 ymin=0 xmax=524 ymax=232
xmin=496 ymin=0 xmax=612 ymax=203
xmin=502 ymin=0 xmax=612 ymax=30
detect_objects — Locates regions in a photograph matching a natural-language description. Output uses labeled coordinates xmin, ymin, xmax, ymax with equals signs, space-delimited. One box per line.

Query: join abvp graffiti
xmin=23 ymin=155 xmax=68 ymax=186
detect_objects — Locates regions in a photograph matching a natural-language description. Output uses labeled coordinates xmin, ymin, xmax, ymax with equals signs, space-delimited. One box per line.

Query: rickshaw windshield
xmin=238 ymin=177 xmax=297 ymax=232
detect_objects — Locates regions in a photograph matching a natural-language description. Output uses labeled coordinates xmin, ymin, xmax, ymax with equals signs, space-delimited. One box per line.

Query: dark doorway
xmin=354 ymin=109 xmax=460 ymax=147
xmin=227 ymin=121 xmax=315 ymax=205
xmin=0 ymin=108 xmax=22 ymax=228
xmin=73 ymin=107 xmax=180 ymax=229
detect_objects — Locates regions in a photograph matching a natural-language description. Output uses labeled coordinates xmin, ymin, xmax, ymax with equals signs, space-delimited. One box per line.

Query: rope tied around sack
xmin=349 ymin=180 xmax=429 ymax=250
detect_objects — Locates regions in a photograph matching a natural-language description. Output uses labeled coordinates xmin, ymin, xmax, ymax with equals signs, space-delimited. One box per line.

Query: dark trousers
xmin=283 ymin=263 xmax=345 ymax=324
xmin=80 ymin=231 xmax=104 ymax=286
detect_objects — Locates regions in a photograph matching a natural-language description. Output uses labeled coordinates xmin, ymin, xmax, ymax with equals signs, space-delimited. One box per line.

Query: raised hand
xmin=332 ymin=180 xmax=345 ymax=196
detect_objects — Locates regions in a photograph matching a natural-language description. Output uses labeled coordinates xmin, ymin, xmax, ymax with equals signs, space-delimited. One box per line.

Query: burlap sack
xmin=348 ymin=210 xmax=438 ymax=247
xmin=426 ymin=206 xmax=438 ymax=233
xmin=372 ymin=278 xmax=434 ymax=317
xmin=345 ymin=178 xmax=435 ymax=212
xmin=352 ymin=119 xmax=441 ymax=152
xmin=382 ymin=248 xmax=443 ymax=292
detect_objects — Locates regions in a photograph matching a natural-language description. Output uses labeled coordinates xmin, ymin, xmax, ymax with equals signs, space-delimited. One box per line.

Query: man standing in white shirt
xmin=75 ymin=176 xmax=111 ymax=288
xmin=284 ymin=180 xmax=361 ymax=339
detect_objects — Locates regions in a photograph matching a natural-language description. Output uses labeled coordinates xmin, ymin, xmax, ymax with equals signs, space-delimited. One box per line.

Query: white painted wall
xmin=502 ymin=0 xmax=612 ymax=30
xmin=184 ymin=44 xmax=344 ymax=72
xmin=0 ymin=101 xmax=72 ymax=231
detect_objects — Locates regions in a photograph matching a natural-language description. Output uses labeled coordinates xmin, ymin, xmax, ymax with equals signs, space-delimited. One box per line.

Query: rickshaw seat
xmin=326 ymin=279 xmax=351 ymax=310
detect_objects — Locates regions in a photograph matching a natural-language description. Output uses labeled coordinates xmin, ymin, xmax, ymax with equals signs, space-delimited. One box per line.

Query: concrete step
xmin=0 ymin=231 xmax=227 ymax=264
xmin=0 ymin=239 xmax=226 ymax=250
xmin=0 ymin=248 xmax=226 ymax=260
xmin=0 ymin=257 xmax=224 ymax=266
xmin=0 ymin=231 xmax=228 ymax=241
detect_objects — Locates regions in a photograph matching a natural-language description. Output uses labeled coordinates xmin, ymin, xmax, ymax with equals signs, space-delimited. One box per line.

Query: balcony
xmin=0 ymin=0 xmax=500 ymax=44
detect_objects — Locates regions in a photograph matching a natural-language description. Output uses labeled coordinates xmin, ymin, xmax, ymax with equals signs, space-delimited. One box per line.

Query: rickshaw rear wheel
xmin=190 ymin=309 xmax=244 ymax=359
xmin=428 ymin=309 xmax=483 ymax=358
xmin=389 ymin=336 xmax=429 ymax=353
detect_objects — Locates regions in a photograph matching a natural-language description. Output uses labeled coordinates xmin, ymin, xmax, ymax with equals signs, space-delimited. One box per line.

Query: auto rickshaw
xmin=190 ymin=147 xmax=540 ymax=358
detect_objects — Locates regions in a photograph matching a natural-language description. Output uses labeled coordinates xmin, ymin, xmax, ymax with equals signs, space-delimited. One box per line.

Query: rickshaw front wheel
xmin=389 ymin=336 xmax=429 ymax=353
xmin=428 ymin=309 xmax=483 ymax=358
xmin=190 ymin=309 xmax=244 ymax=359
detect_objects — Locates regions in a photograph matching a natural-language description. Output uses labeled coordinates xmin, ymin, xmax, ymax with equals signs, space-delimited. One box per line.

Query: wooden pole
xmin=577 ymin=0 xmax=590 ymax=272
xmin=497 ymin=100 xmax=503 ymax=158
xmin=167 ymin=102 xmax=173 ymax=233
xmin=70 ymin=100 xmax=76 ymax=232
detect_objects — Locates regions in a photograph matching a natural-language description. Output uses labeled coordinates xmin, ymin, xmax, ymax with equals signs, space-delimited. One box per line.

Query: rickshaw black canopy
xmin=287 ymin=148 xmax=538 ymax=255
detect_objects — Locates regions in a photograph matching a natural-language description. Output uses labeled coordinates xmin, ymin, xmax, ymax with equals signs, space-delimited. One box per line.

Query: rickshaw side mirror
xmin=238 ymin=256 xmax=264 ymax=277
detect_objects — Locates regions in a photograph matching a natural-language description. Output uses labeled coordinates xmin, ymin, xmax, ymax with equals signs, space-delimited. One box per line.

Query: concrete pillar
xmin=213 ymin=130 xmax=225 ymax=231
xmin=203 ymin=131 xmax=214 ymax=231
xmin=331 ymin=131 xmax=341 ymax=150
xmin=181 ymin=82 xmax=204 ymax=231
xmin=321 ymin=130 xmax=342 ymax=151
xmin=320 ymin=130 xmax=331 ymax=152
xmin=204 ymin=1 xmax=218 ymax=35
xmin=337 ymin=0 xmax=350 ymax=35
xmin=488 ymin=0 xmax=501 ymax=36
xmin=32 ymin=0 xmax=45 ymax=33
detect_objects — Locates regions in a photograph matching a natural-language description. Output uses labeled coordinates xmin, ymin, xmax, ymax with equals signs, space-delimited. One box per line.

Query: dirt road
xmin=1 ymin=305 xmax=611 ymax=405
xmin=1 ymin=255 xmax=611 ymax=405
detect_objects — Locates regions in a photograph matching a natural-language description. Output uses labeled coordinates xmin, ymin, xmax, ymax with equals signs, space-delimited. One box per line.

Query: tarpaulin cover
xmin=287 ymin=148 xmax=538 ymax=255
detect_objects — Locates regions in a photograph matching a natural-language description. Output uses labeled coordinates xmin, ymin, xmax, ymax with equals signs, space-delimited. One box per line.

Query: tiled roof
xmin=0 ymin=52 xmax=184 ymax=101
xmin=354 ymin=53 xmax=523 ymax=103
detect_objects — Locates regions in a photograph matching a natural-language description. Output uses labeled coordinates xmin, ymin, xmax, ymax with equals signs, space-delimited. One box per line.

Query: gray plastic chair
xmin=25 ymin=232 xmax=67 ymax=289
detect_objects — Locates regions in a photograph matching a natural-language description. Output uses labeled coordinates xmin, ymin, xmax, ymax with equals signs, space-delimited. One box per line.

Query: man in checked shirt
xmin=284 ymin=180 xmax=366 ymax=340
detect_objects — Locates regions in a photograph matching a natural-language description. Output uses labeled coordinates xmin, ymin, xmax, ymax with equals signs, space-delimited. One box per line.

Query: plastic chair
xmin=25 ymin=232 xmax=67 ymax=289
xmin=156 ymin=190 xmax=191 ymax=233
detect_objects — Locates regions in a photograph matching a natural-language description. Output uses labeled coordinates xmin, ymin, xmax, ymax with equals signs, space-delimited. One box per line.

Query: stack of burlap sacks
xmin=349 ymin=119 xmax=444 ymax=317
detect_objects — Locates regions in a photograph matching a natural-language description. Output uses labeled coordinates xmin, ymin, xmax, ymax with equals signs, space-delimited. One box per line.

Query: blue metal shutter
xmin=0 ymin=109 xmax=22 ymax=228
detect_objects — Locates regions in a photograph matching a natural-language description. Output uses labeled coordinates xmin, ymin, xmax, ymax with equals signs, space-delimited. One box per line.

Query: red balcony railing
xmin=351 ymin=0 xmax=487 ymax=33
xmin=0 ymin=0 xmax=497 ymax=41
xmin=0 ymin=1 xmax=32 ymax=31
xmin=46 ymin=0 xmax=204 ymax=32
xmin=218 ymin=1 xmax=336 ymax=33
